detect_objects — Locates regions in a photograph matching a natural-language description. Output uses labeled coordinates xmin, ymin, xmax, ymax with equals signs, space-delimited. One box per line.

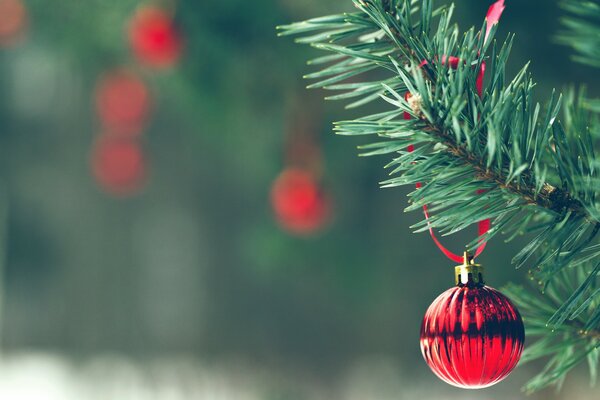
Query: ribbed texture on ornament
xmin=420 ymin=285 xmax=524 ymax=389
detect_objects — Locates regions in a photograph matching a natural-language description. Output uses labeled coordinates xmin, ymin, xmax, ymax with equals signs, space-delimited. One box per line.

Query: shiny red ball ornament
xmin=91 ymin=134 xmax=146 ymax=197
xmin=95 ymin=69 xmax=151 ymax=136
xmin=128 ymin=6 xmax=183 ymax=69
xmin=420 ymin=254 xmax=524 ymax=389
xmin=270 ymin=168 xmax=331 ymax=235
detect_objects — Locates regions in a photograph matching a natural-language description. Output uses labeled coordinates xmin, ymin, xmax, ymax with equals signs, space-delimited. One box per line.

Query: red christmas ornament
xmin=420 ymin=254 xmax=525 ymax=389
xmin=0 ymin=0 xmax=27 ymax=47
xmin=91 ymin=134 xmax=146 ymax=196
xmin=95 ymin=69 xmax=151 ymax=136
xmin=408 ymin=0 xmax=515 ymax=389
xmin=128 ymin=6 xmax=183 ymax=69
xmin=270 ymin=168 xmax=331 ymax=235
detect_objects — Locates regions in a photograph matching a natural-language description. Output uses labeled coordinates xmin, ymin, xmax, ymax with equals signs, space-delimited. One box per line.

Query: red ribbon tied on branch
xmin=404 ymin=0 xmax=505 ymax=263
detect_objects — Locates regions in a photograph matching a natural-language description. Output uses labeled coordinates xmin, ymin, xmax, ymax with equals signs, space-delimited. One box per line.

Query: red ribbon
xmin=404 ymin=59 xmax=489 ymax=263
xmin=401 ymin=0 xmax=504 ymax=263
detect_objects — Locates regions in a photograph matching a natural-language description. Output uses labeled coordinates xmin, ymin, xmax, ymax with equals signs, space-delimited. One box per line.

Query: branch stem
xmin=420 ymin=124 xmax=593 ymax=221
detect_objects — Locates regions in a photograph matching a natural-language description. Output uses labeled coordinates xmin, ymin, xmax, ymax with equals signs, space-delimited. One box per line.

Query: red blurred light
xmin=95 ymin=69 xmax=151 ymax=136
xmin=270 ymin=168 xmax=331 ymax=235
xmin=91 ymin=134 xmax=146 ymax=197
xmin=0 ymin=0 xmax=27 ymax=47
xmin=128 ymin=6 xmax=183 ymax=69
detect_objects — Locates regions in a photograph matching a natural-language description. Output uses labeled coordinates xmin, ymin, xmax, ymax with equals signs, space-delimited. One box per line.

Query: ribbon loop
xmin=404 ymin=57 xmax=490 ymax=262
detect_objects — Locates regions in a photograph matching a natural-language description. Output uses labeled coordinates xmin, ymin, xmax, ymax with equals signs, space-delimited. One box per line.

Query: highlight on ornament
xmin=270 ymin=168 xmax=331 ymax=235
xmin=90 ymin=133 xmax=147 ymax=197
xmin=0 ymin=0 xmax=27 ymax=47
xmin=128 ymin=5 xmax=183 ymax=69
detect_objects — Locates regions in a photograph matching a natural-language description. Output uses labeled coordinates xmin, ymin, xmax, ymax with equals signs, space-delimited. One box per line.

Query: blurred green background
xmin=0 ymin=0 xmax=598 ymax=398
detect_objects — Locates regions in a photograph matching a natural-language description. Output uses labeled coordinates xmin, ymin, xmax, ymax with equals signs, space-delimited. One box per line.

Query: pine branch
xmin=279 ymin=0 xmax=600 ymax=391
xmin=504 ymin=264 xmax=600 ymax=393
xmin=408 ymin=116 xmax=588 ymax=218
xmin=343 ymin=4 xmax=590 ymax=220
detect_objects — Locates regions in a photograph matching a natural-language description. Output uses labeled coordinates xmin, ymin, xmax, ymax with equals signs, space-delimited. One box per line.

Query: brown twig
xmin=420 ymin=124 xmax=591 ymax=219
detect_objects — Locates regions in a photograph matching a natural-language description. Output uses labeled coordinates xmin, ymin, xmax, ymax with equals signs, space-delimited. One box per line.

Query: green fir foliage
xmin=279 ymin=0 xmax=600 ymax=392
xmin=558 ymin=0 xmax=600 ymax=69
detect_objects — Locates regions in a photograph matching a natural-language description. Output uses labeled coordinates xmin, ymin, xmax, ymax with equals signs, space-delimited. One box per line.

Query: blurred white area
xmin=0 ymin=353 xmax=594 ymax=400
xmin=7 ymin=45 xmax=82 ymax=121
xmin=0 ymin=353 xmax=262 ymax=400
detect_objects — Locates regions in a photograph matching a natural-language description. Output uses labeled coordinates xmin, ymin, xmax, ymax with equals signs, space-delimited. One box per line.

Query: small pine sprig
xmin=558 ymin=0 xmax=600 ymax=69
xmin=558 ymin=0 xmax=600 ymax=119
xmin=504 ymin=263 xmax=600 ymax=393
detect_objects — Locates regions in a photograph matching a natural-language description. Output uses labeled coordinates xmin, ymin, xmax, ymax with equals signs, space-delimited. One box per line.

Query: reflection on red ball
xmin=91 ymin=134 xmax=146 ymax=197
xmin=128 ymin=6 xmax=182 ymax=68
xmin=270 ymin=168 xmax=331 ymax=235
xmin=0 ymin=0 xmax=27 ymax=47
xmin=95 ymin=69 xmax=150 ymax=136
xmin=420 ymin=285 xmax=524 ymax=388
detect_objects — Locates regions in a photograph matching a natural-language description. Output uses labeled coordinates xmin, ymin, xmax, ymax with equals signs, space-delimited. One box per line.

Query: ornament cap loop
xmin=455 ymin=251 xmax=484 ymax=286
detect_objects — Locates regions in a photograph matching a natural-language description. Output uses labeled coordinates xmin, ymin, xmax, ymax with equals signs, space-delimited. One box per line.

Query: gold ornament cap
xmin=455 ymin=251 xmax=484 ymax=286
